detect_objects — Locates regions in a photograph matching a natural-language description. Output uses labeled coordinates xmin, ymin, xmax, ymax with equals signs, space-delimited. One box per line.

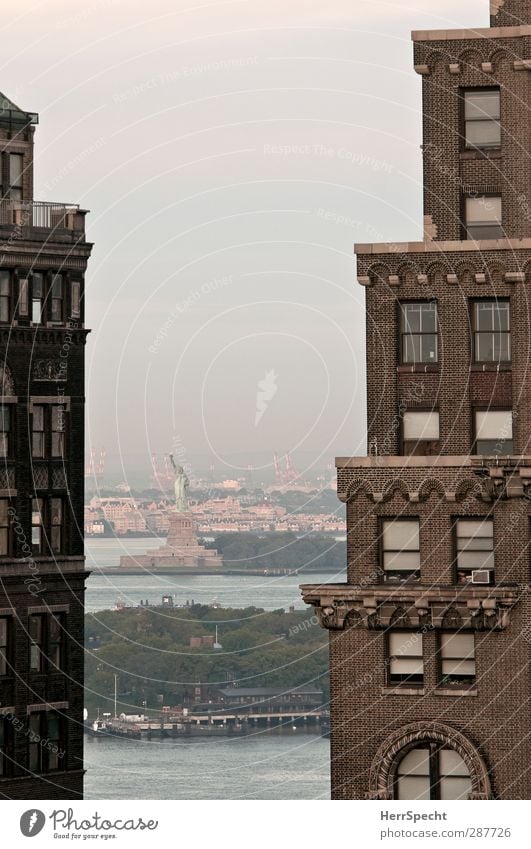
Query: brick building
xmin=0 ymin=94 xmax=92 ymax=798
xmin=302 ymin=0 xmax=531 ymax=800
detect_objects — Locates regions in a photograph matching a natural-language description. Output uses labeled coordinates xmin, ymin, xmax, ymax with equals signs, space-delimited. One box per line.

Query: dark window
xmin=28 ymin=713 xmax=42 ymax=772
xmin=0 ymin=406 xmax=11 ymax=458
xmin=0 ymin=270 xmax=11 ymax=323
xmin=382 ymin=519 xmax=420 ymax=581
xmin=32 ymin=498 xmax=44 ymax=555
xmin=9 ymin=153 xmax=23 ymax=201
xmin=48 ymin=614 xmax=65 ymax=670
xmin=32 ymin=405 xmax=45 ymax=457
xmin=50 ymin=498 xmax=63 ymax=554
xmin=400 ymin=302 xmax=437 ymax=364
xmin=388 ymin=631 xmax=423 ymax=685
xmin=402 ymin=410 xmax=440 ymax=456
xmin=29 ymin=614 xmax=44 ymax=672
xmin=463 ymin=89 xmax=501 ymax=150
xmin=32 ymin=273 xmax=44 ymax=324
xmin=50 ymin=274 xmax=64 ymax=323
xmin=0 ymin=717 xmax=12 ymax=777
xmin=440 ymin=633 xmax=476 ymax=685
xmin=51 ymin=406 xmax=65 ymax=458
xmin=396 ymin=744 xmax=471 ymax=800
xmin=0 ymin=499 xmax=10 ymax=556
xmin=465 ymin=195 xmax=502 ymax=240
xmin=28 ymin=713 xmax=63 ymax=773
xmin=474 ymin=410 xmax=513 ymax=455
xmin=0 ymin=617 xmax=10 ymax=675
xmin=473 ymin=300 xmax=510 ymax=362
xmin=455 ymin=518 xmax=494 ymax=583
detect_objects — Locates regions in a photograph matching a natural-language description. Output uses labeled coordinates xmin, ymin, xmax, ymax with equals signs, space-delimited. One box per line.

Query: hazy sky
xmin=2 ymin=0 xmax=489 ymax=484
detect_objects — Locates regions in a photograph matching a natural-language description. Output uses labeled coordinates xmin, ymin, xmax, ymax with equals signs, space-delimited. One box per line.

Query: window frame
xmin=0 ymin=616 xmax=11 ymax=676
xmin=387 ymin=630 xmax=424 ymax=686
xmin=0 ymin=498 xmax=12 ymax=557
xmin=394 ymin=742 xmax=472 ymax=801
xmin=31 ymin=272 xmax=45 ymax=325
xmin=28 ymin=711 xmax=65 ymax=774
xmin=380 ymin=517 xmax=421 ymax=583
xmin=9 ymin=152 xmax=23 ymax=201
xmin=463 ymin=194 xmax=503 ymax=240
xmin=0 ymin=405 xmax=11 ymax=460
xmin=401 ymin=409 xmax=440 ymax=457
xmin=473 ymin=407 xmax=513 ymax=456
xmin=0 ymin=715 xmax=13 ymax=778
xmin=453 ymin=516 xmax=495 ymax=584
xmin=399 ymin=301 xmax=438 ymax=366
xmin=0 ymin=270 xmax=11 ymax=324
xmin=31 ymin=497 xmax=66 ymax=557
xmin=472 ymin=298 xmax=511 ymax=364
xmin=29 ymin=612 xmax=66 ymax=674
xmin=439 ymin=631 xmax=476 ymax=687
xmin=461 ymin=87 xmax=501 ymax=151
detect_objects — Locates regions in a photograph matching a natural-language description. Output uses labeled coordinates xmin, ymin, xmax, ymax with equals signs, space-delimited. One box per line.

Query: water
xmin=84 ymin=537 xmax=334 ymax=799
xmin=84 ymin=733 xmax=330 ymax=800
xmin=85 ymin=537 xmax=345 ymax=614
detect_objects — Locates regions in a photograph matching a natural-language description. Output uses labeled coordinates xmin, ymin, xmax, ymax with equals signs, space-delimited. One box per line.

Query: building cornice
xmin=355 ymin=237 xmax=531 ymax=256
xmin=412 ymin=25 xmax=531 ymax=42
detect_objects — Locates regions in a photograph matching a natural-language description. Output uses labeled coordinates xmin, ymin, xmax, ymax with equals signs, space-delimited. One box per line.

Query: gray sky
xmin=3 ymin=0 xmax=488 ymax=484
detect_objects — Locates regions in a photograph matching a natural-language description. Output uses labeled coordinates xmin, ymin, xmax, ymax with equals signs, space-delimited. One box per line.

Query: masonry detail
xmin=301 ymin=0 xmax=531 ymax=801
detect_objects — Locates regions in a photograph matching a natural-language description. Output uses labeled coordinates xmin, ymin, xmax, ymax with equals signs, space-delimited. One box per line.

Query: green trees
xmin=84 ymin=605 xmax=328 ymax=717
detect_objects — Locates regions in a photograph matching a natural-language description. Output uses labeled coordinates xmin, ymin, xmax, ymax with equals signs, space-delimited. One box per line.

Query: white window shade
xmin=390 ymin=632 xmax=422 ymax=658
xmin=456 ymin=519 xmax=493 ymax=539
xmin=383 ymin=520 xmax=419 ymax=551
xmin=466 ymin=196 xmax=502 ymax=225
xmin=403 ymin=411 xmax=439 ymax=440
xmin=441 ymin=633 xmax=474 ymax=658
xmin=398 ymin=748 xmax=430 ymax=775
xmin=475 ymin=411 xmax=512 ymax=440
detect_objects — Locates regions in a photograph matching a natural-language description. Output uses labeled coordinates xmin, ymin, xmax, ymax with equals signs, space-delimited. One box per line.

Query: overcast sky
xmin=2 ymin=0 xmax=489 ymax=484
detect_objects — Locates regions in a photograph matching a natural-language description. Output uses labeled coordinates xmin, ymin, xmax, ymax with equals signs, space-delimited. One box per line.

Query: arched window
xmin=396 ymin=743 xmax=472 ymax=800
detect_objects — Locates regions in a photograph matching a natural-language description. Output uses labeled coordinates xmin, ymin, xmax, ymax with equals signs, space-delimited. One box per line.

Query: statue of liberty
xmin=169 ymin=454 xmax=190 ymax=512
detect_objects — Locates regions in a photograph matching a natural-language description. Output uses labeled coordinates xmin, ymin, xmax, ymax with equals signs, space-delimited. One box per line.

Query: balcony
xmin=0 ymin=200 xmax=87 ymax=240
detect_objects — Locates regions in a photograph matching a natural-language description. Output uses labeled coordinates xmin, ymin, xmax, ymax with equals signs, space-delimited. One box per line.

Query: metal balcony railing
xmin=0 ymin=199 xmax=86 ymax=233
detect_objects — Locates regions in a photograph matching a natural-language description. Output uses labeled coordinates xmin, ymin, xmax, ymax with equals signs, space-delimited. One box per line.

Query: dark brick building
xmin=302 ymin=0 xmax=531 ymax=800
xmin=0 ymin=93 xmax=91 ymax=798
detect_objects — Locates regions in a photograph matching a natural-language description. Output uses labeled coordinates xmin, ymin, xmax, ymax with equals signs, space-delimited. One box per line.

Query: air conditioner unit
xmin=471 ymin=570 xmax=492 ymax=585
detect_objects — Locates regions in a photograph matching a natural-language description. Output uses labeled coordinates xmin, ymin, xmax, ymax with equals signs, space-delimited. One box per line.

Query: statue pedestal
xmin=119 ymin=511 xmax=223 ymax=569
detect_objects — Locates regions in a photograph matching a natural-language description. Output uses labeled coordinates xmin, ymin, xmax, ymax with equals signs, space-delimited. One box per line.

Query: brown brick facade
xmin=302 ymin=1 xmax=531 ymax=801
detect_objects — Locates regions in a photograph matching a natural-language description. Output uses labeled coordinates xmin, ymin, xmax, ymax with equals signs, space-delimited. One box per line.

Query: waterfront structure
xmin=0 ymin=94 xmax=92 ymax=798
xmin=302 ymin=0 xmax=531 ymax=800
xmin=119 ymin=511 xmax=223 ymax=568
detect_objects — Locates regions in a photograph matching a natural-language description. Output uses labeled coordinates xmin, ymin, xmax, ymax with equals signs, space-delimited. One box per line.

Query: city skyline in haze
xmin=2 ymin=0 xmax=489 ymax=482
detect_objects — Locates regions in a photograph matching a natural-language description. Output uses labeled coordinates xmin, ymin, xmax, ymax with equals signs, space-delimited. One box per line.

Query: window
xmin=29 ymin=614 xmax=44 ymax=672
xmin=465 ymin=195 xmax=502 ymax=240
xmin=50 ymin=498 xmax=63 ymax=554
xmin=402 ymin=411 xmax=440 ymax=456
xmin=0 ymin=271 xmax=10 ymax=323
xmin=32 ymin=273 xmax=44 ymax=324
xmin=29 ymin=612 xmax=65 ymax=673
xmin=463 ymin=89 xmax=501 ymax=150
xmin=455 ymin=518 xmax=494 ymax=583
xmin=32 ymin=498 xmax=44 ymax=555
xmin=440 ymin=633 xmax=476 ymax=685
xmin=396 ymin=745 xmax=472 ymax=800
xmin=400 ymin=302 xmax=437 ymax=365
xmin=388 ymin=631 xmax=423 ymax=685
xmin=51 ymin=406 xmax=65 ymax=458
xmin=0 ymin=405 xmax=10 ymax=458
xmin=50 ymin=274 xmax=64 ymax=323
xmin=473 ymin=300 xmax=510 ymax=362
xmin=18 ymin=277 xmax=29 ymax=316
xmin=0 ymin=617 xmax=10 ymax=675
xmin=474 ymin=410 xmax=513 ymax=455
xmin=9 ymin=153 xmax=23 ymax=201
xmin=31 ymin=498 xmax=65 ymax=556
xmin=71 ymin=280 xmax=81 ymax=319
xmin=382 ymin=520 xmax=420 ymax=581
xmin=0 ymin=499 xmax=10 ymax=556
xmin=0 ymin=717 xmax=11 ymax=777
xmin=28 ymin=712 xmax=64 ymax=773
xmin=32 ymin=405 xmax=45 ymax=457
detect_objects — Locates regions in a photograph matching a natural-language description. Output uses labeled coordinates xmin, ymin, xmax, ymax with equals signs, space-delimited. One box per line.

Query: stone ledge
xmin=381 ymin=687 xmax=425 ymax=696
xmin=434 ymin=688 xmax=478 ymax=697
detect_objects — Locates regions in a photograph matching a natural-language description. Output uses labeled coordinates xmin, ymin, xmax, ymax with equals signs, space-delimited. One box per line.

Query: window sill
xmin=470 ymin=363 xmax=511 ymax=372
xmin=397 ymin=365 xmax=440 ymax=374
xmin=381 ymin=687 xmax=425 ymax=696
xmin=460 ymin=150 xmax=502 ymax=160
xmin=435 ymin=688 xmax=478 ymax=697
